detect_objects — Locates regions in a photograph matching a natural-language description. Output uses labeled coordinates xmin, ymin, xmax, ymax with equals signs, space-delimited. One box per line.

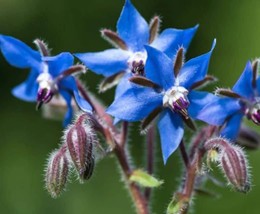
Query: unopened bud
xmin=45 ymin=146 xmax=69 ymax=198
xmin=204 ymin=137 xmax=251 ymax=193
xmin=66 ymin=123 xmax=95 ymax=182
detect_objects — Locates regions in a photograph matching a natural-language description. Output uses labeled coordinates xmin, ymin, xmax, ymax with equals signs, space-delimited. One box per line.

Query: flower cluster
xmin=0 ymin=35 xmax=92 ymax=126
xmin=0 ymin=0 xmax=259 ymax=213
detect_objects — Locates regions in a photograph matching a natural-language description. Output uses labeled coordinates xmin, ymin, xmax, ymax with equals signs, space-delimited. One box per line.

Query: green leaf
xmin=129 ymin=169 xmax=163 ymax=188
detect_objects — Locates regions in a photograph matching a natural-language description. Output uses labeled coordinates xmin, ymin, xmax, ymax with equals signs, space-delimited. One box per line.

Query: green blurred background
xmin=1 ymin=0 xmax=260 ymax=213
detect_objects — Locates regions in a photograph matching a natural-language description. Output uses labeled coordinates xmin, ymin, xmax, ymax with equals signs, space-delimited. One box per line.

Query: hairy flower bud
xmin=204 ymin=137 xmax=250 ymax=193
xmin=45 ymin=146 xmax=69 ymax=198
xmin=66 ymin=123 xmax=95 ymax=182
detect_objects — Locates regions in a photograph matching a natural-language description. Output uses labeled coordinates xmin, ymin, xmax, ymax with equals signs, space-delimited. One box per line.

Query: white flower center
xmin=127 ymin=51 xmax=147 ymax=76
xmin=163 ymin=86 xmax=190 ymax=118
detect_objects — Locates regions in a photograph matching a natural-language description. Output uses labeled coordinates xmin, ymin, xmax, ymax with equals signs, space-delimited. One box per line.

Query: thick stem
xmin=176 ymin=126 xmax=217 ymax=214
xmin=114 ymin=145 xmax=149 ymax=214
xmin=76 ymin=81 xmax=149 ymax=214
xmin=121 ymin=121 xmax=129 ymax=147
xmin=144 ymin=125 xmax=155 ymax=201
xmin=179 ymin=150 xmax=203 ymax=214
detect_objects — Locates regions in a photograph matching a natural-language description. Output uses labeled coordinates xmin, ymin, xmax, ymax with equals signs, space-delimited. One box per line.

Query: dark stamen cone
xmin=149 ymin=16 xmax=161 ymax=44
xmin=215 ymin=88 xmax=241 ymax=98
xmin=101 ymin=29 xmax=128 ymax=50
xmin=45 ymin=146 xmax=69 ymax=198
xmin=173 ymin=47 xmax=184 ymax=77
xmin=33 ymin=39 xmax=50 ymax=56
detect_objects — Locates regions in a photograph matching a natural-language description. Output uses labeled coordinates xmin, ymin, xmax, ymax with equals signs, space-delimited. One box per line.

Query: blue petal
xmin=177 ymin=39 xmax=216 ymax=89
xmin=188 ymin=91 xmax=241 ymax=125
xmin=11 ymin=69 xmax=39 ymax=102
xmin=73 ymin=88 xmax=92 ymax=113
xmin=257 ymin=77 xmax=260 ymax=96
xmin=59 ymin=89 xmax=73 ymax=127
xmin=0 ymin=35 xmax=41 ymax=69
xmin=116 ymin=0 xmax=149 ymax=51
xmin=59 ymin=76 xmax=92 ymax=112
xmin=220 ymin=113 xmax=244 ymax=141
xmin=157 ymin=109 xmax=184 ymax=164
xmin=144 ymin=45 xmax=174 ymax=90
xmin=115 ymin=72 xmax=132 ymax=99
xmin=43 ymin=52 xmax=74 ymax=77
xmin=107 ymin=85 xmax=163 ymax=121
xmin=232 ymin=61 xmax=254 ymax=98
xmin=151 ymin=24 xmax=199 ymax=59
xmin=75 ymin=49 xmax=130 ymax=77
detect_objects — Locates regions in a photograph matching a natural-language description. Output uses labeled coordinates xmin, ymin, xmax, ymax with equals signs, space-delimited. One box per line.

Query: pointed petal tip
xmin=211 ymin=39 xmax=217 ymax=51
xmin=190 ymin=24 xmax=199 ymax=32
xmin=163 ymin=153 xmax=170 ymax=165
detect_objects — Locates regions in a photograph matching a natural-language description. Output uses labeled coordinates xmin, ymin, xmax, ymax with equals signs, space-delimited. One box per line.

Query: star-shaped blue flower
xmin=106 ymin=40 xmax=238 ymax=163
xmin=0 ymin=35 xmax=92 ymax=126
xmin=215 ymin=61 xmax=260 ymax=140
xmin=75 ymin=0 xmax=198 ymax=99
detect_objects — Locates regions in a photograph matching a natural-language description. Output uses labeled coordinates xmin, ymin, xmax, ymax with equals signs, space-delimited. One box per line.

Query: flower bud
xmin=45 ymin=146 xmax=69 ymax=198
xmin=66 ymin=123 xmax=95 ymax=182
xmin=220 ymin=145 xmax=250 ymax=193
xmin=204 ymin=137 xmax=251 ymax=193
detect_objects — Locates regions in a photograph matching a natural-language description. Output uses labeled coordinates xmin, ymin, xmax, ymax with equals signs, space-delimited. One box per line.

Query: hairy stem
xmin=114 ymin=145 xmax=149 ymax=214
xmin=121 ymin=121 xmax=129 ymax=147
xmin=176 ymin=126 xmax=216 ymax=214
xmin=179 ymin=149 xmax=203 ymax=214
xmin=76 ymin=81 xmax=149 ymax=214
xmin=144 ymin=125 xmax=155 ymax=201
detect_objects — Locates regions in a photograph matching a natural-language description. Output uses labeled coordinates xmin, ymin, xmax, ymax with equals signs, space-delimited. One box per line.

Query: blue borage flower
xmin=214 ymin=61 xmax=260 ymax=140
xmin=107 ymin=40 xmax=239 ymax=164
xmin=75 ymin=0 xmax=198 ymax=98
xmin=0 ymin=35 xmax=92 ymax=126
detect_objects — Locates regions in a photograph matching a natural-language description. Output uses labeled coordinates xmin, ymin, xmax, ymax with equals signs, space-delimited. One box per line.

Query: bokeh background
xmin=1 ymin=0 xmax=260 ymax=213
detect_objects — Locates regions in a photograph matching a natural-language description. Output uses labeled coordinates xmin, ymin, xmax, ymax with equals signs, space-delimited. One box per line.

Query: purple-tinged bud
xmin=220 ymin=145 xmax=250 ymax=193
xmin=204 ymin=137 xmax=251 ymax=193
xmin=163 ymin=86 xmax=190 ymax=119
xmin=66 ymin=123 xmax=95 ymax=182
xmin=45 ymin=146 xmax=69 ymax=198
